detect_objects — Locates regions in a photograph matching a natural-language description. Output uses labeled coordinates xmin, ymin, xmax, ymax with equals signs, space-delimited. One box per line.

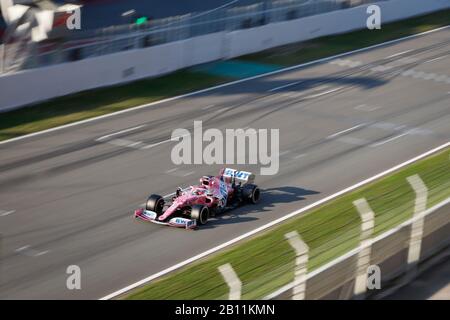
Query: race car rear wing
xmin=222 ymin=168 xmax=255 ymax=184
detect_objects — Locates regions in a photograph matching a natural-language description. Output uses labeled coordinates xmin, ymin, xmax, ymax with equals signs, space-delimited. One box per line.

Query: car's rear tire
xmin=191 ymin=205 xmax=209 ymax=225
xmin=242 ymin=184 xmax=260 ymax=204
xmin=146 ymin=194 xmax=165 ymax=214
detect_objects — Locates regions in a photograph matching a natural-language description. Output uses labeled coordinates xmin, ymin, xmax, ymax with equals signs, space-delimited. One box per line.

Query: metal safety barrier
xmin=1 ymin=0 xmax=381 ymax=72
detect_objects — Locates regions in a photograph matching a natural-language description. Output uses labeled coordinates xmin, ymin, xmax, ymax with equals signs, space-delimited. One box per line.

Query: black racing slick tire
xmin=146 ymin=194 xmax=165 ymax=214
xmin=191 ymin=205 xmax=209 ymax=225
xmin=242 ymin=184 xmax=261 ymax=204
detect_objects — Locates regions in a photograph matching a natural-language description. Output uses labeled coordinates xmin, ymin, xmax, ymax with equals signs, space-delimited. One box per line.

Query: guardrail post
xmin=285 ymin=231 xmax=309 ymax=300
xmin=406 ymin=174 xmax=428 ymax=268
xmin=353 ymin=198 xmax=375 ymax=299
xmin=218 ymin=263 xmax=242 ymax=300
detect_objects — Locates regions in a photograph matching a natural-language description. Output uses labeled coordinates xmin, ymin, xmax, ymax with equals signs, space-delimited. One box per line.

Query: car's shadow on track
xmin=199 ymin=186 xmax=319 ymax=230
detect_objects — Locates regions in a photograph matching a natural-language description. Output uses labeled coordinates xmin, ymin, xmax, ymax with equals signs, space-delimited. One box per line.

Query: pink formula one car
xmin=134 ymin=168 xmax=261 ymax=229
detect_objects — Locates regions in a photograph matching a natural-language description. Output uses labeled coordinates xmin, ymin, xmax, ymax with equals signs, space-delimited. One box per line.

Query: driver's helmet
xmin=193 ymin=188 xmax=206 ymax=196
xmin=200 ymin=176 xmax=212 ymax=187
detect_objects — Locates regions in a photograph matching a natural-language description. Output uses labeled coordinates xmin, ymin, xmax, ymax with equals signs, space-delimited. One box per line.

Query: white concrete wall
xmin=225 ymin=0 xmax=450 ymax=58
xmin=0 ymin=0 xmax=449 ymax=111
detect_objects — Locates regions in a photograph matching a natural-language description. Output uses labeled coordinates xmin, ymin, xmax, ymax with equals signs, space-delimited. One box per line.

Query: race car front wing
xmin=134 ymin=208 xmax=197 ymax=230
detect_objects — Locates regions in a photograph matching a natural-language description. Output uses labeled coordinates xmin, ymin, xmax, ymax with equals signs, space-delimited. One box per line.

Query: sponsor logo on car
xmin=218 ymin=180 xmax=228 ymax=206
xmin=186 ymin=219 xmax=197 ymax=229
xmin=169 ymin=217 xmax=196 ymax=229
xmin=223 ymin=168 xmax=253 ymax=182
xmin=143 ymin=210 xmax=157 ymax=220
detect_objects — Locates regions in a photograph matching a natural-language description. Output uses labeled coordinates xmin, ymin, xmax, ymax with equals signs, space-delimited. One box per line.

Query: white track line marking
xmin=269 ymin=81 xmax=303 ymax=92
xmin=15 ymin=245 xmax=49 ymax=257
xmin=34 ymin=250 xmax=50 ymax=257
xmin=201 ymin=104 xmax=216 ymax=110
xmin=2 ymin=26 xmax=448 ymax=147
xmin=327 ymin=124 xmax=365 ymax=139
xmin=371 ymin=132 xmax=409 ymax=147
xmin=100 ymin=141 xmax=450 ymax=300
xmin=0 ymin=210 xmax=15 ymax=217
xmin=305 ymin=87 xmax=342 ymax=99
xmin=182 ymin=171 xmax=195 ymax=177
xmin=387 ymin=49 xmax=413 ymax=59
xmin=96 ymin=125 xmax=145 ymax=142
xmin=107 ymin=139 xmax=139 ymax=148
xmin=218 ymin=263 xmax=242 ymax=300
xmin=141 ymin=138 xmax=174 ymax=150
xmin=141 ymin=133 xmax=191 ymax=150
xmin=128 ymin=141 xmax=143 ymax=148
xmin=330 ymin=59 xmax=357 ymax=67
xmin=15 ymin=245 xmax=30 ymax=252
xmin=141 ymin=140 xmax=172 ymax=150
xmin=425 ymin=56 xmax=446 ymax=63
xmin=293 ymin=153 xmax=307 ymax=159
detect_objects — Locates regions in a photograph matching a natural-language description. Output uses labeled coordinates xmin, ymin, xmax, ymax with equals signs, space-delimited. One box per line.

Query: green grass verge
xmin=0 ymin=71 xmax=230 ymax=141
xmin=126 ymin=147 xmax=450 ymax=300
xmin=1 ymin=9 xmax=449 ymax=142
xmin=241 ymin=9 xmax=450 ymax=66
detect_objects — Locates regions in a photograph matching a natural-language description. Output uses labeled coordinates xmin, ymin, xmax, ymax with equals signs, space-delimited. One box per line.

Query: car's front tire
xmin=191 ymin=205 xmax=209 ymax=225
xmin=146 ymin=194 xmax=165 ymax=214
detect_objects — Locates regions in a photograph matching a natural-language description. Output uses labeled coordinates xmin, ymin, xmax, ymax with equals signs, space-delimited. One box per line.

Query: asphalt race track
xmin=0 ymin=28 xmax=449 ymax=299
